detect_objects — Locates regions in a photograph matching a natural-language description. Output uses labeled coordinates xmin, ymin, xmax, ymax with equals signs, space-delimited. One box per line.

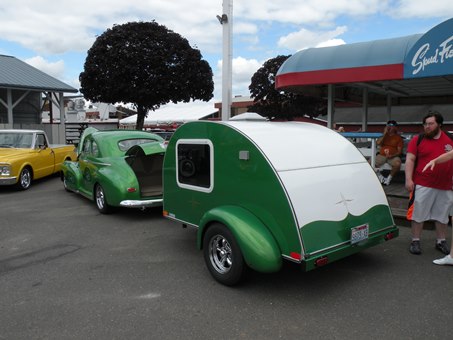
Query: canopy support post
xmin=327 ymin=84 xmax=335 ymax=129
xmin=386 ymin=94 xmax=392 ymax=121
xmin=362 ymin=87 xmax=368 ymax=132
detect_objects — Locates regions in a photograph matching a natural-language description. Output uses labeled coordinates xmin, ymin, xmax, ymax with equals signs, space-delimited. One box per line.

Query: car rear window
xmin=118 ymin=138 xmax=157 ymax=151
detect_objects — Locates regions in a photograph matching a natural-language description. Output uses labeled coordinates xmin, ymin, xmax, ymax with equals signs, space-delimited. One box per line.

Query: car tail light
xmin=127 ymin=187 xmax=136 ymax=193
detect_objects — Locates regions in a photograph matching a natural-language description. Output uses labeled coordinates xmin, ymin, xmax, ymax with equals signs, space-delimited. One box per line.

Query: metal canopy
xmin=0 ymin=55 xmax=77 ymax=93
xmin=0 ymin=54 xmax=77 ymax=127
xmin=373 ymin=75 xmax=453 ymax=97
xmin=276 ymin=18 xmax=453 ymax=109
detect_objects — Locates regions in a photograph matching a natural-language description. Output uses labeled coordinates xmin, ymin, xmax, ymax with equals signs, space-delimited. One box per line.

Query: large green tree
xmin=80 ymin=21 xmax=214 ymax=130
xmin=248 ymin=55 xmax=324 ymax=120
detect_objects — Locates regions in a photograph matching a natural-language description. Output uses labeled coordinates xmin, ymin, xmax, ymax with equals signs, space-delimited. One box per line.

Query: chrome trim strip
xmin=303 ymin=225 xmax=396 ymax=258
xmin=282 ymin=254 xmax=301 ymax=264
xmin=0 ymin=177 xmax=17 ymax=185
xmin=120 ymin=198 xmax=163 ymax=208
xmin=84 ymin=159 xmax=111 ymax=166
xmin=165 ymin=215 xmax=199 ymax=228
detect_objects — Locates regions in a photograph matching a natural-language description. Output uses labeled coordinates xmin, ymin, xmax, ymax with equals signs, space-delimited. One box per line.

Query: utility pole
xmin=217 ymin=0 xmax=232 ymax=121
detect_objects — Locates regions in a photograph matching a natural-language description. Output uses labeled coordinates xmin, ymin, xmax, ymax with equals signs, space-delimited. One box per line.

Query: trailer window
xmin=176 ymin=140 xmax=213 ymax=192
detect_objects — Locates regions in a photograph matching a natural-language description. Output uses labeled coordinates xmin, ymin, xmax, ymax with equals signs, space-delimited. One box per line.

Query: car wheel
xmin=62 ymin=174 xmax=71 ymax=192
xmin=94 ymin=184 xmax=112 ymax=214
xmin=16 ymin=167 xmax=32 ymax=190
xmin=203 ymin=223 xmax=246 ymax=286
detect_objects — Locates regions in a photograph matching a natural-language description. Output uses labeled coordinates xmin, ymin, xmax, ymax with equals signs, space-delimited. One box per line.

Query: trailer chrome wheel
xmin=210 ymin=235 xmax=233 ymax=274
xmin=203 ymin=223 xmax=245 ymax=286
xmin=16 ymin=167 xmax=32 ymax=190
xmin=95 ymin=184 xmax=112 ymax=214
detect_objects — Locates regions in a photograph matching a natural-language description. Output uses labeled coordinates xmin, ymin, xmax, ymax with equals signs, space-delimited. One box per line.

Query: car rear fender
xmin=61 ymin=161 xmax=83 ymax=191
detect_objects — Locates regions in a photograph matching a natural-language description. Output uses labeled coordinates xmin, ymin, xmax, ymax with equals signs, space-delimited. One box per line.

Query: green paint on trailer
xmin=163 ymin=121 xmax=302 ymax=258
xmin=301 ymin=205 xmax=395 ymax=254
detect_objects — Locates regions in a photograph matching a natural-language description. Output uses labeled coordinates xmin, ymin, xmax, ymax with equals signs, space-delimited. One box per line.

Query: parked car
xmin=0 ymin=129 xmax=76 ymax=190
xmin=148 ymin=129 xmax=174 ymax=144
xmin=61 ymin=128 xmax=166 ymax=213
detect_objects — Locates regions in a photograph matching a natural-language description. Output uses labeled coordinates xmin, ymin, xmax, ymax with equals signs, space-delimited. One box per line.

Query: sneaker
xmin=409 ymin=240 xmax=422 ymax=255
xmin=435 ymin=240 xmax=450 ymax=255
xmin=377 ymin=173 xmax=385 ymax=184
xmin=383 ymin=175 xmax=392 ymax=186
xmin=433 ymin=254 xmax=453 ymax=265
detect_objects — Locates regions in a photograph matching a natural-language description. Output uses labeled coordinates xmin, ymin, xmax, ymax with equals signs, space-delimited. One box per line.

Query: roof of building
xmin=277 ymin=34 xmax=422 ymax=86
xmin=276 ymin=18 xmax=453 ymax=98
xmin=119 ymin=101 xmax=218 ymax=126
xmin=214 ymin=95 xmax=253 ymax=108
xmin=0 ymin=54 xmax=77 ymax=93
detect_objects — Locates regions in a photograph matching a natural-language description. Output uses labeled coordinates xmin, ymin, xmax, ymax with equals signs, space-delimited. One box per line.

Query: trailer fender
xmin=198 ymin=206 xmax=282 ymax=273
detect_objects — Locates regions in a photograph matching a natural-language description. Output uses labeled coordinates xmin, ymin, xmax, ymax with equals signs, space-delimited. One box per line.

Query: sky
xmin=0 ymin=0 xmax=452 ymax=107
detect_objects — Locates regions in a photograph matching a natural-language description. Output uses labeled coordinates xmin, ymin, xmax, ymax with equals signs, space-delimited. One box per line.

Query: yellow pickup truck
xmin=0 ymin=129 xmax=76 ymax=190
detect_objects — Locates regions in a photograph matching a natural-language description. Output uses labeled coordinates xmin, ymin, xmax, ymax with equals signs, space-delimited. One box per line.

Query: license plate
xmin=351 ymin=224 xmax=369 ymax=244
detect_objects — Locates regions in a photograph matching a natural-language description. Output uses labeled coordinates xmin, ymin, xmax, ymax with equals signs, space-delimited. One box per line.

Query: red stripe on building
xmin=276 ymin=64 xmax=404 ymax=88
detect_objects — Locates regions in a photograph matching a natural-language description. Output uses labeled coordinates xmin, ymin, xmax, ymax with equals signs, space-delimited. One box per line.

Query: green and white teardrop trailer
xmin=162 ymin=119 xmax=398 ymax=285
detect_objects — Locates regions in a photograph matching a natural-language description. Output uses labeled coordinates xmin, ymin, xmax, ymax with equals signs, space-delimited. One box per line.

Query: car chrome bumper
xmin=120 ymin=198 xmax=163 ymax=208
xmin=0 ymin=177 xmax=17 ymax=185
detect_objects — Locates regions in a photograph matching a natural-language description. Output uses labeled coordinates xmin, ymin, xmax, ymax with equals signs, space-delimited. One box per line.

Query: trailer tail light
xmin=384 ymin=232 xmax=396 ymax=241
xmin=315 ymin=256 xmax=329 ymax=267
xmin=290 ymin=252 xmax=301 ymax=261
xmin=127 ymin=187 xmax=137 ymax=193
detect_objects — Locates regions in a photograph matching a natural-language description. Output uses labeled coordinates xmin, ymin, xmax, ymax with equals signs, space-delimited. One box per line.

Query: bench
xmin=357 ymin=147 xmax=406 ymax=171
xmin=339 ymin=132 xmax=406 ymax=172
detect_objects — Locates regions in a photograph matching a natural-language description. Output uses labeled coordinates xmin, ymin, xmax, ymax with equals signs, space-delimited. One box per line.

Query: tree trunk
xmin=136 ymin=105 xmax=147 ymax=130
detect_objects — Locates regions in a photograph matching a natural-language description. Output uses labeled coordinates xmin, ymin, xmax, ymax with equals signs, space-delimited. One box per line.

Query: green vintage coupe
xmin=61 ymin=128 xmax=166 ymax=213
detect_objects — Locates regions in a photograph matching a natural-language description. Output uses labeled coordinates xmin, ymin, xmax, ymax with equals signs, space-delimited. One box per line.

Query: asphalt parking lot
xmin=1 ymin=176 xmax=453 ymax=340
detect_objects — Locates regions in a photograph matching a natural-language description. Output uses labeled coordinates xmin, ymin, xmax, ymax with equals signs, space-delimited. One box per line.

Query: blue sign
xmin=404 ymin=18 xmax=453 ymax=79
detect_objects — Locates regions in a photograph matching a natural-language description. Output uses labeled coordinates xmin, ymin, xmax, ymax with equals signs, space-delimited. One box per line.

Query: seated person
xmin=375 ymin=120 xmax=403 ymax=185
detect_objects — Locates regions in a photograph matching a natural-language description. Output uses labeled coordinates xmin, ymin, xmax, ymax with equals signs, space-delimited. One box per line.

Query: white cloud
xmin=0 ymin=0 xmax=221 ymax=54
xmin=234 ymin=21 xmax=258 ymax=35
xmin=233 ymin=57 xmax=260 ymax=96
xmin=278 ymin=26 xmax=348 ymax=51
xmin=69 ymin=77 xmax=81 ymax=92
xmin=235 ymin=0 xmax=387 ymax=24
xmin=24 ymin=56 xmax=65 ymax=79
xmin=216 ymin=57 xmax=262 ymax=98
xmin=316 ymin=39 xmax=346 ymax=48
xmin=0 ymin=0 xmax=387 ymax=57
xmin=233 ymin=57 xmax=261 ymax=83
xmin=389 ymin=0 xmax=453 ymax=18
xmin=0 ymin=0 xmax=447 ymax=57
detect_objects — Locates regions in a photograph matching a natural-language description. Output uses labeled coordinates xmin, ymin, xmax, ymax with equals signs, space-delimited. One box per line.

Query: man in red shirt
xmin=405 ymin=112 xmax=453 ymax=255
xmin=375 ymin=120 xmax=403 ymax=185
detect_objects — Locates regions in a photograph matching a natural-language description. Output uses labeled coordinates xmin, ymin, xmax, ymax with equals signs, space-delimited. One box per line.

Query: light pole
xmin=217 ymin=0 xmax=232 ymax=121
